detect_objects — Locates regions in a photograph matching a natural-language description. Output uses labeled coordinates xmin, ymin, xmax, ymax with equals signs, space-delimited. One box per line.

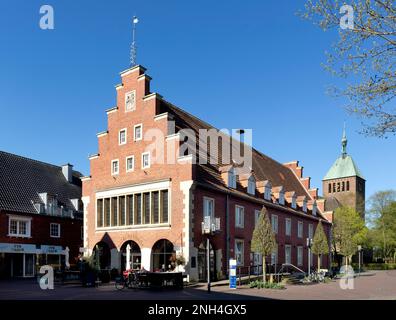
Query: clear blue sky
xmin=0 ymin=0 xmax=394 ymax=201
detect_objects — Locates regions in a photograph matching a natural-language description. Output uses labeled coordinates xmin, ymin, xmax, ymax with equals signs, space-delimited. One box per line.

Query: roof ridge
xmin=162 ymin=100 xmax=288 ymax=170
xmin=0 ymin=150 xmax=72 ymax=172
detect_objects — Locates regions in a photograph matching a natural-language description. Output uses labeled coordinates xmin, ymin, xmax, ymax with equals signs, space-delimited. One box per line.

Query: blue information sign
xmin=229 ymin=259 xmax=237 ymax=289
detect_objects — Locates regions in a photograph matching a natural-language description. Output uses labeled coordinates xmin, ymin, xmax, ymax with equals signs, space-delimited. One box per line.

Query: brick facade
xmin=82 ymin=65 xmax=332 ymax=281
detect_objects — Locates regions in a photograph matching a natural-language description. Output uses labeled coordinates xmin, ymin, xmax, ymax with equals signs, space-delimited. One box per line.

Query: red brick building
xmin=0 ymin=151 xmax=83 ymax=278
xmin=82 ymin=65 xmax=332 ymax=281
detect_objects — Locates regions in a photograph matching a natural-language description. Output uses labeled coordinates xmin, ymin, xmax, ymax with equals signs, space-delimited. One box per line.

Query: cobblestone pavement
xmin=210 ymin=270 xmax=396 ymax=300
xmin=0 ymin=270 xmax=395 ymax=300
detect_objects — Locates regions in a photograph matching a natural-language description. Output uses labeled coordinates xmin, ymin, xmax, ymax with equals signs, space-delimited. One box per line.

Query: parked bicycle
xmin=115 ymin=270 xmax=140 ymax=290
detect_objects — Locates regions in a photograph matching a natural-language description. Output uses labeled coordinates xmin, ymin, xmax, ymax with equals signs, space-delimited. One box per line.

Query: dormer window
xmin=312 ymin=201 xmax=317 ymax=216
xmin=264 ymin=182 xmax=272 ymax=201
xmin=279 ymin=191 xmax=285 ymax=205
xmin=228 ymin=168 xmax=237 ymax=189
xmin=291 ymin=196 xmax=297 ymax=209
xmin=247 ymin=176 xmax=256 ymax=195
xmin=303 ymin=200 xmax=307 ymax=213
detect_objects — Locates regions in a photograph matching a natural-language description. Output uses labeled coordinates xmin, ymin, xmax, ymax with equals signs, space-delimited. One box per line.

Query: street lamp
xmin=357 ymin=245 xmax=362 ymax=276
xmin=201 ymin=216 xmax=220 ymax=293
xmin=306 ymin=238 xmax=313 ymax=276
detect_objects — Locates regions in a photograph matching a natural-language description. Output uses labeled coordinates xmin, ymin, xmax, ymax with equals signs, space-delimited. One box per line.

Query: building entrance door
xmin=198 ymin=241 xmax=216 ymax=282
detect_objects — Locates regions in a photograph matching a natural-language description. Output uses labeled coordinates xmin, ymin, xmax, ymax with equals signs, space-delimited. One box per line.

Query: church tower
xmin=322 ymin=127 xmax=366 ymax=219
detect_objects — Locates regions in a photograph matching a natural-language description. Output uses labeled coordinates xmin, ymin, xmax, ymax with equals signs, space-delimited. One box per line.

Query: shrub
xmin=249 ymin=280 xmax=284 ymax=289
xmin=360 ymin=263 xmax=396 ymax=270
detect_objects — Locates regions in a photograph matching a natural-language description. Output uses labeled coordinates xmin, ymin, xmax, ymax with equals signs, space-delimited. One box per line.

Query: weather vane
xmin=130 ymin=16 xmax=139 ymax=66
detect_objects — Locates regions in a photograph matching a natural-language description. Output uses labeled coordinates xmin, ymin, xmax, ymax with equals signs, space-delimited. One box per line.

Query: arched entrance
xmin=120 ymin=241 xmax=141 ymax=271
xmin=151 ymin=239 xmax=175 ymax=272
xmin=93 ymin=242 xmax=111 ymax=269
xmin=198 ymin=241 xmax=216 ymax=282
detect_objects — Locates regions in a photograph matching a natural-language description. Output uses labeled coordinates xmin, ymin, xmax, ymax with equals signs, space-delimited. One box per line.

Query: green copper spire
xmin=341 ymin=123 xmax=347 ymax=157
xmin=323 ymin=124 xmax=365 ymax=181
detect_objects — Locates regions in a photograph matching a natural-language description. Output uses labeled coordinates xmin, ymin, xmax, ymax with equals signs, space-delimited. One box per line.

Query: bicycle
xmin=115 ymin=270 xmax=139 ymax=290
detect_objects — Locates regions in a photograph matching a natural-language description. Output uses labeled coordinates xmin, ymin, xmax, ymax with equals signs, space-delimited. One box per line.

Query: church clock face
xmin=125 ymin=90 xmax=136 ymax=111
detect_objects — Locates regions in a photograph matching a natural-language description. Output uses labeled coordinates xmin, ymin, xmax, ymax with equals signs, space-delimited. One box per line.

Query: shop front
xmin=0 ymin=243 xmax=66 ymax=278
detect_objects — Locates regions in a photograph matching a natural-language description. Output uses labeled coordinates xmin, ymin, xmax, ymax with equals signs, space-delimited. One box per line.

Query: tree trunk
xmin=318 ymin=255 xmax=321 ymax=271
xmin=262 ymin=256 xmax=266 ymax=283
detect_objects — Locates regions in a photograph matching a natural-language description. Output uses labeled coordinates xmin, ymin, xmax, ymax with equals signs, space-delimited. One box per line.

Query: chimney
xmin=236 ymin=129 xmax=245 ymax=143
xmin=62 ymin=164 xmax=73 ymax=183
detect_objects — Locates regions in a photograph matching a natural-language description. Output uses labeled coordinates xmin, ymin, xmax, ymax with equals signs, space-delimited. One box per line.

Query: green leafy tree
xmin=333 ymin=206 xmax=367 ymax=266
xmin=251 ymin=207 xmax=276 ymax=283
xmin=311 ymin=221 xmax=330 ymax=270
xmin=300 ymin=1 xmax=396 ymax=137
xmin=366 ymin=191 xmax=396 ymax=261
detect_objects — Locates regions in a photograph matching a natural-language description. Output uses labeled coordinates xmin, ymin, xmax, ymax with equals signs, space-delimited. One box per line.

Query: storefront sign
xmin=41 ymin=245 xmax=63 ymax=254
xmin=229 ymin=259 xmax=237 ymax=289
xmin=0 ymin=243 xmax=37 ymax=254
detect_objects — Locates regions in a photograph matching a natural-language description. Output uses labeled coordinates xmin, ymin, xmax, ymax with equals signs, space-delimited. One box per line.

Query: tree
xmin=300 ymin=1 xmax=396 ymax=137
xmin=366 ymin=191 xmax=396 ymax=261
xmin=311 ymin=221 xmax=330 ymax=270
xmin=251 ymin=207 xmax=276 ymax=282
xmin=333 ymin=206 xmax=367 ymax=266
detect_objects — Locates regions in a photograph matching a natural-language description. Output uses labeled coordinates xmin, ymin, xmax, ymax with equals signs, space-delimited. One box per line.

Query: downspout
xmin=225 ymin=193 xmax=230 ymax=277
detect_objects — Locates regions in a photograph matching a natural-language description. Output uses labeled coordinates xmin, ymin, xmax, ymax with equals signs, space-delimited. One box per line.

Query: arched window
xmin=333 ymin=183 xmax=336 ymax=193
xmin=342 ymin=181 xmax=345 ymax=192
xmin=120 ymin=240 xmax=141 ymax=271
xmin=151 ymin=239 xmax=175 ymax=272
xmin=346 ymin=181 xmax=350 ymax=191
xmin=92 ymin=241 xmax=111 ymax=270
xmin=328 ymin=183 xmax=331 ymax=194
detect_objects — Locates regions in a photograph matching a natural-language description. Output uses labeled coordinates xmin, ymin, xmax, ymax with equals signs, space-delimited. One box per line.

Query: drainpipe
xmin=225 ymin=193 xmax=230 ymax=277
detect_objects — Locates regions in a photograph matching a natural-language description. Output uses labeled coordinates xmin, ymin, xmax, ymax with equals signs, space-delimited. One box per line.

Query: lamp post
xmin=202 ymin=216 xmax=220 ymax=294
xmin=357 ymin=245 xmax=362 ymax=276
xmin=306 ymin=238 xmax=313 ymax=276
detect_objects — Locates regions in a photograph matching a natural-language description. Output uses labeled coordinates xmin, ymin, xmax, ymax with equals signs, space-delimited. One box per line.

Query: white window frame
xmin=309 ymin=224 xmax=314 ymax=239
xmin=298 ymin=221 xmax=303 ymax=238
xmin=126 ymin=155 xmax=135 ymax=172
xmin=8 ymin=216 xmax=31 ymax=238
xmin=50 ymin=223 xmax=61 ymax=238
xmin=203 ymin=197 xmax=215 ymax=219
xmin=247 ymin=176 xmax=255 ymax=195
xmin=111 ymin=159 xmax=119 ymax=175
xmin=297 ymin=246 xmax=303 ymax=266
xmin=285 ymin=245 xmax=292 ymax=264
xmin=142 ymin=152 xmax=150 ymax=169
xmin=134 ymin=124 xmax=143 ymax=141
xmin=285 ymin=218 xmax=291 ymax=236
xmin=125 ymin=90 xmax=136 ymax=112
xmin=271 ymin=214 xmax=278 ymax=234
xmin=235 ymin=205 xmax=244 ymax=228
xmin=235 ymin=239 xmax=244 ymax=266
xmin=119 ymin=128 xmax=127 ymax=145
